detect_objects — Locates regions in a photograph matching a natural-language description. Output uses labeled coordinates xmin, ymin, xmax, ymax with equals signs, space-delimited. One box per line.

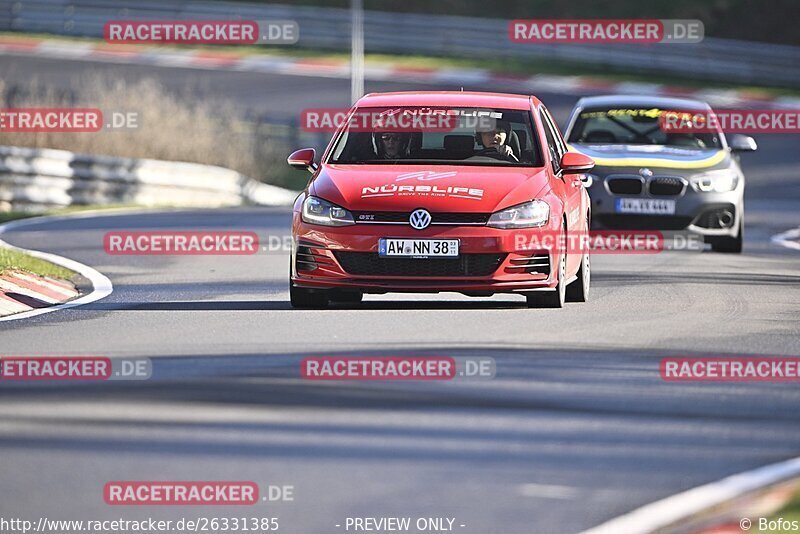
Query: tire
xmin=566 ymin=249 xmax=590 ymax=302
xmin=290 ymin=284 xmax=329 ymax=308
xmin=526 ymin=247 xmax=566 ymax=309
xmin=711 ymin=218 xmax=743 ymax=253
xmin=329 ymin=289 xmax=363 ymax=303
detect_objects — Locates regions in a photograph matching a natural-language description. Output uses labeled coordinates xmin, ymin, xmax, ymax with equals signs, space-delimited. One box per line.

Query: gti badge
xmin=409 ymin=209 xmax=432 ymax=230
xmin=640 ymin=168 xmax=653 ymax=178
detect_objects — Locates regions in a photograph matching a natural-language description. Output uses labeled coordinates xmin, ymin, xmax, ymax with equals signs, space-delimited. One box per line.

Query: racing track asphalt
xmin=0 ymin=54 xmax=799 ymax=533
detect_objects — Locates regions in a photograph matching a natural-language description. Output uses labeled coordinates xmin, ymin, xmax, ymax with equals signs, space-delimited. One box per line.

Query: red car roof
xmin=355 ymin=91 xmax=538 ymax=110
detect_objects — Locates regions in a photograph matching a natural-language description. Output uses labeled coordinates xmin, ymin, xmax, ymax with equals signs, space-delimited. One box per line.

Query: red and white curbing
xmin=0 ymin=211 xmax=114 ymax=322
xmin=0 ymin=269 xmax=79 ymax=316
xmin=1 ymin=35 xmax=799 ymax=109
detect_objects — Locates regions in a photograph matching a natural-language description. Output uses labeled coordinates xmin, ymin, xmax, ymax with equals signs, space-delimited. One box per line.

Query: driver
xmin=372 ymin=131 xmax=411 ymax=160
xmin=475 ymin=118 xmax=518 ymax=162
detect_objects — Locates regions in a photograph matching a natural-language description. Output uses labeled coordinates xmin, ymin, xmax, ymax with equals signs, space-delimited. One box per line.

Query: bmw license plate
xmin=379 ymin=238 xmax=459 ymax=258
xmin=615 ymin=198 xmax=676 ymax=215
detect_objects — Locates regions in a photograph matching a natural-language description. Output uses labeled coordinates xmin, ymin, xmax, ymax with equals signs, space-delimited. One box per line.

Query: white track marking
xmin=771 ymin=226 xmax=800 ymax=251
xmin=519 ymin=483 xmax=582 ymax=500
xmin=583 ymin=456 xmax=800 ymax=534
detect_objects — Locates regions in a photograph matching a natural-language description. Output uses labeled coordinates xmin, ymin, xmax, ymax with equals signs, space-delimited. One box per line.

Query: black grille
xmin=507 ymin=254 xmax=550 ymax=275
xmin=594 ymin=214 xmax=693 ymax=231
xmin=607 ymin=177 xmax=643 ymax=195
xmin=649 ymin=177 xmax=686 ymax=196
xmin=295 ymin=246 xmax=318 ymax=271
xmin=353 ymin=211 xmax=489 ymax=225
xmin=432 ymin=212 xmax=490 ymax=224
xmin=334 ymin=252 xmax=506 ymax=277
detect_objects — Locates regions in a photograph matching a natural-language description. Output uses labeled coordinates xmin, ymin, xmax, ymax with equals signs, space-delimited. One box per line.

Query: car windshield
xmin=327 ymin=107 xmax=542 ymax=166
xmin=568 ymin=107 xmax=723 ymax=149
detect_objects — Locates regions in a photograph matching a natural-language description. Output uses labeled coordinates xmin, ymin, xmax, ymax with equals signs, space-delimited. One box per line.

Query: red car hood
xmin=310 ymin=164 xmax=549 ymax=212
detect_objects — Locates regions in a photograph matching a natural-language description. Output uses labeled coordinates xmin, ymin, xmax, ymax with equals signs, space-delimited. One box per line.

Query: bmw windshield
xmin=568 ymin=107 xmax=723 ymax=149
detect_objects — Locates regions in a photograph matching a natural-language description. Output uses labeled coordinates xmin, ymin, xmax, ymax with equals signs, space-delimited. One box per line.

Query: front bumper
xmin=588 ymin=177 xmax=743 ymax=238
xmin=291 ymin=214 xmax=562 ymax=294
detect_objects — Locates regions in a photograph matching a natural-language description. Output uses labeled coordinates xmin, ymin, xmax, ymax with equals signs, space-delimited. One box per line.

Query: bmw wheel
xmin=711 ymin=218 xmax=743 ymax=253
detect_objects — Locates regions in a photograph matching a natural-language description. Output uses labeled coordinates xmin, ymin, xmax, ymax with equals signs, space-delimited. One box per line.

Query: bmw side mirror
xmin=729 ymin=134 xmax=758 ymax=152
xmin=288 ymin=148 xmax=318 ymax=172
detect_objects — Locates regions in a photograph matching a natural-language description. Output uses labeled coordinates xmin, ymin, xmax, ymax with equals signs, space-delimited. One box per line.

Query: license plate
xmin=615 ymin=198 xmax=676 ymax=215
xmin=378 ymin=238 xmax=459 ymax=258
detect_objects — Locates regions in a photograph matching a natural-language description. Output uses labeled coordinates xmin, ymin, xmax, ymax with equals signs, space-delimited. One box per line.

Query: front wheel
xmin=526 ymin=250 xmax=566 ymax=309
xmin=566 ymin=250 xmax=590 ymax=302
xmin=329 ymin=289 xmax=363 ymax=303
xmin=290 ymin=284 xmax=329 ymax=308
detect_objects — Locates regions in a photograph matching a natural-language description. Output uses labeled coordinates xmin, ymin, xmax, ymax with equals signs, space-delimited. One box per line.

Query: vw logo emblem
xmin=640 ymin=168 xmax=653 ymax=178
xmin=409 ymin=209 xmax=432 ymax=230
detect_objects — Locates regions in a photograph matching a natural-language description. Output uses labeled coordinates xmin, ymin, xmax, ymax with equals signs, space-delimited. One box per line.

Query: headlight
xmin=301 ymin=196 xmax=355 ymax=226
xmin=582 ymin=173 xmax=598 ymax=188
xmin=487 ymin=200 xmax=550 ymax=229
xmin=691 ymin=170 xmax=739 ymax=193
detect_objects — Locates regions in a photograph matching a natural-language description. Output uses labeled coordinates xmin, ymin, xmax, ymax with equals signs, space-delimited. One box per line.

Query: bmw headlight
xmin=301 ymin=196 xmax=355 ymax=226
xmin=690 ymin=170 xmax=739 ymax=193
xmin=487 ymin=200 xmax=550 ymax=229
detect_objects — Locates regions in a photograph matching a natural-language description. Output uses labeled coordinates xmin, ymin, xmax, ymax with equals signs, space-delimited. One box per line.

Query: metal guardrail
xmin=0 ymin=0 xmax=799 ymax=87
xmin=0 ymin=145 xmax=297 ymax=210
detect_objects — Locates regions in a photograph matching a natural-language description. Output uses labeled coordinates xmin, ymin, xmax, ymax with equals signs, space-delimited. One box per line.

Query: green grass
xmin=0 ymin=204 xmax=146 ymax=280
xmin=0 ymin=247 xmax=74 ymax=279
xmin=0 ymin=211 xmax=39 ymax=224
xmin=755 ymin=486 xmax=800 ymax=533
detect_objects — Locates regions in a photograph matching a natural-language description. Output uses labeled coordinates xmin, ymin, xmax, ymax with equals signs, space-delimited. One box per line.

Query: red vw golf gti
xmin=288 ymin=91 xmax=594 ymax=308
